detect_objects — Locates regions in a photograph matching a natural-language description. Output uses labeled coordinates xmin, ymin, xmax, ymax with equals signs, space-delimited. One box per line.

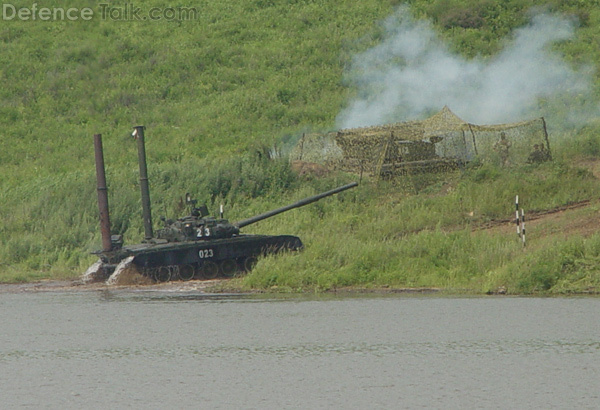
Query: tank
xmin=85 ymin=128 xmax=357 ymax=283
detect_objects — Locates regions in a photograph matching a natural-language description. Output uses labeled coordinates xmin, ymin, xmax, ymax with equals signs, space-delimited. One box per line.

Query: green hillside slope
xmin=2 ymin=0 xmax=600 ymax=293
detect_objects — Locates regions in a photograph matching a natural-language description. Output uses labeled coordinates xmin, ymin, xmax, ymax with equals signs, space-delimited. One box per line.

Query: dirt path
xmin=473 ymin=158 xmax=600 ymax=238
xmin=475 ymin=199 xmax=597 ymax=236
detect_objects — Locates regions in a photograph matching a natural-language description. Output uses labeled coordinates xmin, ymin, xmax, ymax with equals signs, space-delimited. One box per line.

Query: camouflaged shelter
xmin=291 ymin=106 xmax=550 ymax=177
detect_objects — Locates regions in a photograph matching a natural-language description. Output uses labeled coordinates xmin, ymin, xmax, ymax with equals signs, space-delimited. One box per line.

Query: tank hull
xmin=94 ymin=234 xmax=303 ymax=281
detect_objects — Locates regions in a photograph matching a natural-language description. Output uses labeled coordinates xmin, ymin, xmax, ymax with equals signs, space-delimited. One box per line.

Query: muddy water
xmin=1 ymin=291 xmax=598 ymax=409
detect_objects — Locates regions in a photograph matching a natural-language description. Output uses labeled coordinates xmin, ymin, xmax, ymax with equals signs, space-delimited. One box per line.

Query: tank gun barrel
xmin=234 ymin=182 xmax=358 ymax=229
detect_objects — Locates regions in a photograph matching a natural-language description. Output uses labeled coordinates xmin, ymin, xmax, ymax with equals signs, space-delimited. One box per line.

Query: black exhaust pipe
xmin=133 ymin=126 xmax=154 ymax=241
xmin=93 ymin=134 xmax=112 ymax=252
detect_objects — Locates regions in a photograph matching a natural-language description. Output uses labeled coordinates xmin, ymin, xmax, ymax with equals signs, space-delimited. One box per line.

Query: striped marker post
xmin=521 ymin=209 xmax=526 ymax=247
xmin=515 ymin=195 xmax=520 ymax=237
xmin=515 ymin=196 xmax=526 ymax=247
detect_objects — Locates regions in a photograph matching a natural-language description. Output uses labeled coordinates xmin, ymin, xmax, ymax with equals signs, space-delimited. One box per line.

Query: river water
xmin=1 ymin=290 xmax=598 ymax=409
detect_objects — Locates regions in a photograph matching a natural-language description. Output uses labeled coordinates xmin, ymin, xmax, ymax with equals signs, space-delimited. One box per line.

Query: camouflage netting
xmin=289 ymin=131 xmax=344 ymax=169
xmin=290 ymin=106 xmax=551 ymax=177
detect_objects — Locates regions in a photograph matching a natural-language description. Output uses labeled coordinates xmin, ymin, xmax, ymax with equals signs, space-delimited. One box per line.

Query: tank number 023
xmin=199 ymin=249 xmax=214 ymax=259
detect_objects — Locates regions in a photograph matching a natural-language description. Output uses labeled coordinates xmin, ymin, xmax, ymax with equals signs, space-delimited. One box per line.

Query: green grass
xmin=240 ymin=142 xmax=600 ymax=294
xmin=2 ymin=0 xmax=600 ymax=294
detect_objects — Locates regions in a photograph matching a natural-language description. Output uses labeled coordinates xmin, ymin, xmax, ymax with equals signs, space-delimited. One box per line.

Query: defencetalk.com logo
xmin=2 ymin=3 xmax=198 ymax=21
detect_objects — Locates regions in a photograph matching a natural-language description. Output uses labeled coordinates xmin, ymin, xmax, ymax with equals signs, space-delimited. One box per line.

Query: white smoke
xmin=337 ymin=6 xmax=597 ymax=129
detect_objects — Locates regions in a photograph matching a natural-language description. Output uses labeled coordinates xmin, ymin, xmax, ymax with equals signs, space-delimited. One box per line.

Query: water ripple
xmin=2 ymin=339 xmax=599 ymax=362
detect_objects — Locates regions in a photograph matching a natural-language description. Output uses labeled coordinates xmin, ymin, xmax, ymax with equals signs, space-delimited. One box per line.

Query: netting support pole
xmin=299 ymin=133 xmax=305 ymax=161
xmin=541 ymin=117 xmax=552 ymax=160
xmin=468 ymin=123 xmax=478 ymax=155
xmin=375 ymin=133 xmax=392 ymax=181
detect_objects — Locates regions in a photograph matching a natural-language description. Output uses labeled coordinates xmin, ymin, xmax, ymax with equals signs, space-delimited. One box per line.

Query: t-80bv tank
xmin=85 ymin=127 xmax=357 ymax=284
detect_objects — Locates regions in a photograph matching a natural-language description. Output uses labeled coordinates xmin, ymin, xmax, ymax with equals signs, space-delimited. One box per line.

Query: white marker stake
xmin=521 ymin=209 xmax=526 ymax=247
xmin=516 ymin=195 xmax=520 ymax=237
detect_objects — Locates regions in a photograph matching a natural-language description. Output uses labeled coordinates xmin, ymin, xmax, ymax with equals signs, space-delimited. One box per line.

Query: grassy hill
xmin=2 ymin=0 xmax=600 ymax=293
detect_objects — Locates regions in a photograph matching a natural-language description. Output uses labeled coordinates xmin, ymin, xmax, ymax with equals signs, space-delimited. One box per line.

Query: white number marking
xmin=199 ymin=249 xmax=214 ymax=259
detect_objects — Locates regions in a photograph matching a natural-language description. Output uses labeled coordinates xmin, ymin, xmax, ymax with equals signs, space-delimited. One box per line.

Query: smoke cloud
xmin=336 ymin=6 xmax=597 ymax=129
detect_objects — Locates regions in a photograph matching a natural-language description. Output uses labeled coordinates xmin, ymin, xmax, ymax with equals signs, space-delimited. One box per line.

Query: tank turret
xmin=155 ymin=182 xmax=358 ymax=242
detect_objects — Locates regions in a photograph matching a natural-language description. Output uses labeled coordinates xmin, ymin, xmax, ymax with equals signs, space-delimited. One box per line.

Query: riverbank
xmin=3 ymin=179 xmax=600 ymax=296
xmin=0 ymin=278 xmax=445 ymax=296
xmin=0 ymin=280 xmax=537 ymax=296
xmin=0 ymin=279 xmax=229 ymax=294
xmin=2 ymin=276 xmax=597 ymax=296
xmin=3 ymin=155 xmax=600 ymax=295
